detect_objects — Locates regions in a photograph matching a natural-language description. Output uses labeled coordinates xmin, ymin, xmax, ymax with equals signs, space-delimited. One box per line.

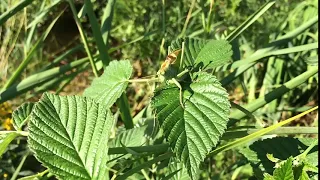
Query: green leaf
xmin=169 ymin=37 xmax=207 ymax=68
xmin=264 ymin=173 xmax=275 ymax=180
xmin=0 ymin=132 xmax=19 ymax=157
xmin=152 ymin=72 xmax=230 ymax=179
xmin=273 ymin=157 xmax=294 ymax=180
xmin=293 ymin=163 xmax=311 ymax=180
xmin=83 ymin=60 xmax=133 ymax=108
xmin=108 ymin=125 xmax=150 ymax=162
xmin=165 ymin=160 xmax=190 ymax=180
xmin=12 ymin=102 xmax=35 ymax=130
xmin=239 ymin=137 xmax=318 ymax=179
xmin=195 ymin=40 xmax=233 ymax=69
xmin=28 ymin=93 xmax=113 ymax=179
xmin=109 ymin=125 xmax=149 ymax=148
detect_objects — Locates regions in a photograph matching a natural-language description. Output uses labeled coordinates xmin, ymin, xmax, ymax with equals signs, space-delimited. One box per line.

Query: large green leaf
xmin=12 ymin=102 xmax=35 ymax=130
xmin=83 ymin=60 xmax=132 ymax=108
xmin=169 ymin=37 xmax=207 ymax=68
xmin=152 ymin=72 xmax=230 ymax=179
xmin=28 ymin=93 xmax=113 ymax=179
xmin=195 ymin=40 xmax=233 ymax=69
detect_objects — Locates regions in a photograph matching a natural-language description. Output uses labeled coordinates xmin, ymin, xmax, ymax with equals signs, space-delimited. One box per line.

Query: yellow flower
xmin=2 ymin=118 xmax=13 ymax=130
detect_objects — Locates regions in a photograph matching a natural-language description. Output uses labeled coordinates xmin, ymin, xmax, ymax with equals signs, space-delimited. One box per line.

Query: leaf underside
xmin=28 ymin=93 xmax=113 ymax=180
xmin=195 ymin=39 xmax=233 ymax=69
xmin=152 ymin=72 xmax=230 ymax=179
xmin=83 ymin=60 xmax=132 ymax=108
xmin=169 ymin=37 xmax=207 ymax=68
xmin=12 ymin=102 xmax=35 ymax=130
xmin=169 ymin=38 xmax=232 ymax=71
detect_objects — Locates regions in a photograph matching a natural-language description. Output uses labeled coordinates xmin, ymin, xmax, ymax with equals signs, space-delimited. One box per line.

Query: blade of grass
xmin=40 ymin=44 xmax=84 ymax=71
xmin=26 ymin=0 xmax=62 ymax=29
xmin=0 ymin=0 xmax=34 ymax=26
xmin=0 ymin=132 xmax=19 ymax=157
xmin=67 ymin=0 xmax=98 ymax=77
xmin=0 ymin=56 xmax=93 ymax=103
xmin=116 ymin=94 xmax=134 ymax=129
xmin=226 ymin=1 xmax=275 ymax=42
xmin=1 ymin=9 xmax=65 ymax=91
xmin=229 ymin=66 xmax=318 ymax=121
xmin=101 ymin=0 xmax=116 ymax=43
xmin=84 ymin=0 xmax=110 ymax=67
xmin=220 ymin=15 xmax=318 ymax=86
xmin=179 ymin=0 xmax=196 ymax=37
xmin=107 ymin=30 xmax=159 ymax=53
xmin=24 ymin=63 xmax=89 ymax=99
xmin=222 ymin=127 xmax=318 ymax=140
xmin=55 ymin=63 xmax=89 ymax=94
xmin=209 ymin=106 xmax=318 ymax=156
xmin=221 ymin=42 xmax=318 ymax=72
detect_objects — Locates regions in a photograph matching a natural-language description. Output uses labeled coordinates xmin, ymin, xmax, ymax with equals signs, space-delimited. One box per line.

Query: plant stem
xmin=68 ymin=0 xmax=98 ymax=77
xmin=0 ymin=131 xmax=29 ymax=136
xmin=10 ymin=152 xmax=29 ymax=180
xmin=128 ymin=77 xmax=161 ymax=83
xmin=108 ymin=144 xmax=169 ymax=155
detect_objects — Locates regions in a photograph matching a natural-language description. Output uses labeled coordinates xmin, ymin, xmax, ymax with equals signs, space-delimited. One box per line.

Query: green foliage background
xmin=0 ymin=0 xmax=318 ymax=179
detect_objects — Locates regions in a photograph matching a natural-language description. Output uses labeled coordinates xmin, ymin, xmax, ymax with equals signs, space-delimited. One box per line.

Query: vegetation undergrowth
xmin=0 ymin=0 xmax=318 ymax=179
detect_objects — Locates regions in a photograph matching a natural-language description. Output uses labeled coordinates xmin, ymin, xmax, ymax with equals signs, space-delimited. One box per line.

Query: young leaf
xmin=83 ymin=60 xmax=133 ymax=108
xmin=169 ymin=37 xmax=207 ymax=68
xmin=152 ymin=72 xmax=230 ymax=179
xmin=195 ymin=40 xmax=233 ymax=69
xmin=28 ymin=93 xmax=113 ymax=179
xmin=12 ymin=102 xmax=35 ymax=130
xmin=273 ymin=157 xmax=294 ymax=180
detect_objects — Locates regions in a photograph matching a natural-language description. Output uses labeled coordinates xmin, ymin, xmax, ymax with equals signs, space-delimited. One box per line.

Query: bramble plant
xmin=0 ymin=0 xmax=318 ymax=179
